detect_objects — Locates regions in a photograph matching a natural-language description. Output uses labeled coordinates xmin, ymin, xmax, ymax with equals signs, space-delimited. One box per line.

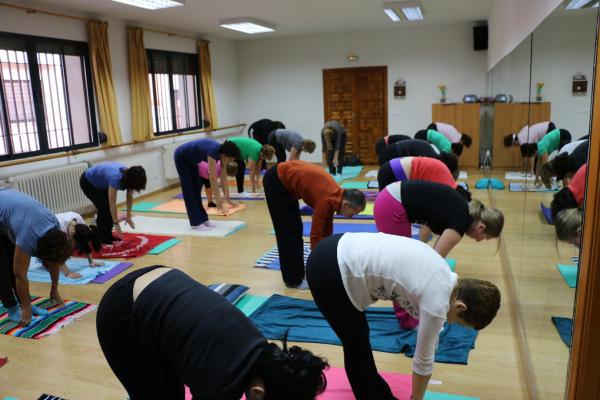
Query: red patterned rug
xmin=79 ymin=233 xmax=176 ymax=259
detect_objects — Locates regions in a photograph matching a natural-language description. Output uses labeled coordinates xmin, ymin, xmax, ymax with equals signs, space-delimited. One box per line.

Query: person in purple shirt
xmin=79 ymin=162 xmax=147 ymax=244
xmin=174 ymin=139 xmax=240 ymax=230
xmin=0 ymin=189 xmax=72 ymax=326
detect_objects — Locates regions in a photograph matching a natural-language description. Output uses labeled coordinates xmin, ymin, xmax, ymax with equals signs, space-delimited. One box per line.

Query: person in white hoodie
xmin=306 ymin=232 xmax=501 ymax=400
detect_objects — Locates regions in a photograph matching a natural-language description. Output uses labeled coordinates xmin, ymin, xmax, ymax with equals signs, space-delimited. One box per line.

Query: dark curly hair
xmin=73 ymin=224 xmax=102 ymax=255
xmin=520 ymin=143 xmax=537 ymax=158
xmin=249 ymin=332 xmax=329 ymax=400
xmin=503 ymin=134 xmax=516 ymax=148
xmin=37 ymin=229 xmax=72 ymax=263
xmin=219 ymin=140 xmax=241 ymax=159
xmin=121 ymin=166 xmax=147 ymax=192
xmin=437 ymin=151 xmax=459 ymax=179
xmin=451 ymin=143 xmax=464 ymax=156
xmin=461 ymin=134 xmax=473 ymax=148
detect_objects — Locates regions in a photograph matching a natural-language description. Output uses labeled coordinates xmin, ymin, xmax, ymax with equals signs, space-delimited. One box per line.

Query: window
xmin=147 ymin=49 xmax=204 ymax=135
xmin=0 ymin=32 xmax=98 ymax=161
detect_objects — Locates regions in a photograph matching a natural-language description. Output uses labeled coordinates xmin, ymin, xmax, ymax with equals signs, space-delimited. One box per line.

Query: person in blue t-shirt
xmin=79 ymin=163 xmax=147 ymax=244
xmin=174 ymin=139 xmax=240 ymax=230
xmin=0 ymin=189 xmax=73 ymax=326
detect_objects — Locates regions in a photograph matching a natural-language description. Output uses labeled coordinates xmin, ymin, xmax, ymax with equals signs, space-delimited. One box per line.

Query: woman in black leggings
xmin=97 ymin=266 xmax=328 ymax=400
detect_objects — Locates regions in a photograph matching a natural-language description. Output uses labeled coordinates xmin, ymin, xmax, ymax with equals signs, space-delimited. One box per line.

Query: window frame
xmin=0 ymin=31 xmax=98 ymax=162
xmin=146 ymin=48 xmax=204 ymax=136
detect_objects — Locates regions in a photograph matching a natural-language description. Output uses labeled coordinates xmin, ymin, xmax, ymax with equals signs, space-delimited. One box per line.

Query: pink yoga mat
xmin=183 ymin=367 xmax=466 ymax=399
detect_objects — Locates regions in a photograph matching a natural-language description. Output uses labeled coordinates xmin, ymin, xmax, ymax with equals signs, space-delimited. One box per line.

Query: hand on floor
xmin=67 ymin=271 xmax=83 ymax=279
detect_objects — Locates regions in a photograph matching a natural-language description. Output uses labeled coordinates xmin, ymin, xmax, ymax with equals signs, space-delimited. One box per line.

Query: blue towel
xmin=326 ymin=165 xmax=364 ymax=182
xmin=27 ymin=258 xmax=124 ymax=285
xmin=551 ymin=316 xmax=573 ymax=347
xmin=250 ymin=294 xmax=478 ymax=364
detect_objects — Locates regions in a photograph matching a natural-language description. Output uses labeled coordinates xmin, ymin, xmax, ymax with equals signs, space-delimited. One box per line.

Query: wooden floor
xmin=0 ymin=167 xmax=576 ymax=400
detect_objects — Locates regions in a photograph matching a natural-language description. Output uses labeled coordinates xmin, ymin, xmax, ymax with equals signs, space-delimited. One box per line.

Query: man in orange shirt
xmin=264 ymin=160 xmax=366 ymax=289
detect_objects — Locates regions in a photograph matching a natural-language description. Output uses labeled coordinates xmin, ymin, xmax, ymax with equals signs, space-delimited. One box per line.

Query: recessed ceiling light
xmin=383 ymin=1 xmax=424 ymax=22
xmin=219 ymin=18 xmax=275 ymax=34
xmin=565 ymin=0 xmax=596 ymax=9
xmin=111 ymin=0 xmax=184 ymax=10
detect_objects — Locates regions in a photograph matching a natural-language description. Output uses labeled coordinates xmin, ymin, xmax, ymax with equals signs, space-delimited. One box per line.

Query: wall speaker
xmin=473 ymin=25 xmax=488 ymax=51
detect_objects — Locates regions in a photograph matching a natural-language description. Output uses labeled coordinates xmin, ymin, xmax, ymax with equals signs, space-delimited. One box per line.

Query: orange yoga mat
xmin=152 ymin=199 xmax=246 ymax=216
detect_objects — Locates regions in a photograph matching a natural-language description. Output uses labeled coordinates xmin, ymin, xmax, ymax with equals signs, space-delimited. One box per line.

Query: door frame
xmin=323 ymin=66 xmax=388 ymax=161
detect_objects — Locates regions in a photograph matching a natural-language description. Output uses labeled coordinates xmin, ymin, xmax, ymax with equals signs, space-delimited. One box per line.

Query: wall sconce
xmin=394 ymin=79 xmax=406 ymax=98
xmin=346 ymin=54 xmax=359 ymax=62
xmin=573 ymin=73 xmax=587 ymax=94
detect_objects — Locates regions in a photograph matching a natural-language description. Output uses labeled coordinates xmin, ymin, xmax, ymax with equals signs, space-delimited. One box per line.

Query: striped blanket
xmin=0 ymin=296 xmax=96 ymax=339
xmin=255 ymin=243 xmax=311 ymax=269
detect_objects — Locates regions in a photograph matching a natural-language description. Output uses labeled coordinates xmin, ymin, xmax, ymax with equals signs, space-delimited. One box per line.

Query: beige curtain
xmin=198 ymin=40 xmax=218 ymax=129
xmin=88 ymin=20 xmax=123 ymax=146
xmin=128 ymin=27 xmax=153 ymax=141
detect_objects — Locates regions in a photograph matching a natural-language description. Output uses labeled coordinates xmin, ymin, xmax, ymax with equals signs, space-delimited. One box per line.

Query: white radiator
xmin=6 ymin=162 xmax=92 ymax=214
xmin=162 ymin=143 xmax=180 ymax=181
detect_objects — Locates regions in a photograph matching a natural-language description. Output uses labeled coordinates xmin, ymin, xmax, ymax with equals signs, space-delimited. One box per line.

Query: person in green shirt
xmin=228 ymin=137 xmax=275 ymax=193
xmin=520 ymin=128 xmax=571 ymax=184
xmin=415 ymin=129 xmax=463 ymax=156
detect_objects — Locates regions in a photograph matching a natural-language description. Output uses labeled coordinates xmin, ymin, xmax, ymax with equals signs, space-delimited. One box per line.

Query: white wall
xmin=489 ymin=14 xmax=597 ymax=139
xmin=0 ymin=4 xmax=241 ymax=199
xmin=487 ymin=0 xmax=562 ymax=70
xmin=237 ymin=23 xmax=487 ymax=162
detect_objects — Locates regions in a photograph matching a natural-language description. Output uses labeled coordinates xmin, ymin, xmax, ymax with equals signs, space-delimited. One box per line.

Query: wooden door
xmin=431 ymin=103 xmax=481 ymax=168
xmin=492 ymin=102 xmax=551 ymax=168
xmin=323 ymin=66 xmax=387 ymax=164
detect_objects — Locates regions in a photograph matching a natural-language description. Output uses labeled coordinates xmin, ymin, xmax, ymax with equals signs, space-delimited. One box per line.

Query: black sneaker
xmin=207 ymin=201 xmax=217 ymax=208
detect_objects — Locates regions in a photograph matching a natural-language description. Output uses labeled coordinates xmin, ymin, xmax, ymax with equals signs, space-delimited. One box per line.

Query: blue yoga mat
xmin=509 ymin=183 xmax=558 ymax=192
xmin=327 ymin=165 xmax=364 ymax=182
xmin=541 ymin=202 xmax=553 ymax=224
xmin=27 ymin=258 xmax=128 ymax=285
xmin=551 ymin=316 xmax=573 ymax=347
xmin=302 ymin=221 xmax=378 ymax=236
xmin=250 ymin=294 xmax=478 ymax=364
xmin=556 ymin=264 xmax=578 ymax=288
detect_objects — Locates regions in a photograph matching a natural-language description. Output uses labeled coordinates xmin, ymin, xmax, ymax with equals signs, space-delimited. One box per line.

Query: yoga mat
xmin=505 ymin=171 xmax=534 ymax=181
xmin=129 ymin=201 xmax=161 ymax=212
xmin=250 ymin=294 xmax=478 ymax=363
xmin=541 ymin=202 xmax=553 ymax=224
xmin=340 ymin=181 xmax=368 ymax=189
xmin=84 ymin=232 xmax=177 ymax=259
xmin=28 ymin=258 xmax=131 ymax=285
xmin=147 ymin=238 xmax=182 ymax=254
xmin=551 ymin=316 xmax=573 ymax=347
xmin=150 ymin=199 xmax=246 ymax=216
xmin=0 ymin=296 xmax=96 ymax=339
xmin=458 ymin=171 xmax=468 ymax=179
xmin=0 ymin=356 xmax=7 ymax=368
xmin=183 ymin=367 xmax=479 ymax=400
xmin=173 ymin=192 xmax=266 ymax=200
xmin=90 ymin=262 xmax=134 ymax=284
xmin=509 ymin=183 xmax=558 ymax=192
xmin=556 ymin=264 xmax=578 ymax=288
xmin=36 ymin=395 xmax=66 ymax=400
xmin=365 ymin=169 xmax=378 ymax=178
xmin=368 ymin=180 xmax=379 ymax=189
xmin=234 ymin=294 xmax=269 ymax=317
xmin=254 ymin=243 xmax=311 ymax=270
xmin=303 ymin=221 xmax=378 ymax=236
xmin=121 ymin=216 xmax=246 ymax=238
xmin=326 ymin=165 xmax=364 ymax=182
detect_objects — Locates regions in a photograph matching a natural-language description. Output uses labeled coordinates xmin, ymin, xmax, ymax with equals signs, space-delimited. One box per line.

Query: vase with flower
xmin=438 ymin=84 xmax=447 ymax=103
xmin=535 ymin=82 xmax=544 ymax=102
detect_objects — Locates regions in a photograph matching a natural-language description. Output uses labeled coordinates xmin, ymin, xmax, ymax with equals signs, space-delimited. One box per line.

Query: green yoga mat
xmin=425 ymin=392 xmax=478 ymax=400
xmin=148 ymin=238 xmax=182 ymax=255
xmin=557 ymin=264 xmax=578 ymax=288
xmin=446 ymin=258 xmax=457 ymax=272
xmin=234 ymin=294 xmax=269 ymax=316
xmin=129 ymin=201 xmax=162 ymax=212
xmin=341 ymin=181 xmax=369 ymax=189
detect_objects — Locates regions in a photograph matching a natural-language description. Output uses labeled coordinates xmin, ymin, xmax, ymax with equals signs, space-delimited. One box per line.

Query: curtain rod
xmin=0 ymin=1 xmax=89 ymax=22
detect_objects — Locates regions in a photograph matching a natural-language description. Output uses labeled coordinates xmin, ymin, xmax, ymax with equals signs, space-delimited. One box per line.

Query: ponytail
xmin=469 ymin=199 xmax=504 ymax=238
xmin=249 ymin=331 xmax=328 ymax=399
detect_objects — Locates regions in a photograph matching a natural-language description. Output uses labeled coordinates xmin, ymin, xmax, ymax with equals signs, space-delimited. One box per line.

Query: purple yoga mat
xmin=90 ymin=262 xmax=134 ymax=284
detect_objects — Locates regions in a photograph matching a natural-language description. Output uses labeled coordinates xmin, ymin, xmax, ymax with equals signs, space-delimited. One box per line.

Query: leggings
xmin=306 ymin=234 xmax=397 ymax=400
xmin=373 ymin=188 xmax=412 ymax=237
xmin=268 ymin=132 xmax=287 ymax=163
xmin=96 ymin=265 xmax=185 ymax=400
xmin=377 ymin=159 xmax=407 ymax=191
xmin=325 ymin=133 xmax=347 ymax=174
xmin=234 ymin=159 xmax=247 ymax=193
xmin=79 ymin=173 xmax=114 ymax=243
xmin=174 ymin=150 xmax=208 ymax=226
xmin=264 ymin=166 xmax=304 ymax=286
xmin=0 ymin=233 xmax=17 ymax=308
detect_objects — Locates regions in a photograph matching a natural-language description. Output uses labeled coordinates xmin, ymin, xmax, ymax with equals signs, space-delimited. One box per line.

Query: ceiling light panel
xmin=219 ymin=18 xmax=275 ymax=34
xmin=112 ymin=0 xmax=184 ymax=10
xmin=382 ymin=1 xmax=424 ymax=22
xmin=565 ymin=0 xmax=596 ymax=9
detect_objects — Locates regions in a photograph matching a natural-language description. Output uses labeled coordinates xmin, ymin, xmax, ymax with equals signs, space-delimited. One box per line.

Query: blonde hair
xmin=555 ymin=208 xmax=582 ymax=242
xmin=261 ymin=144 xmax=276 ymax=161
xmin=468 ymin=199 xmax=504 ymax=238
xmin=322 ymin=127 xmax=335 ymax=151
xmin=225 ymin=161 xmax=238 ymax=177
xmin=303 ymin=139 xmax=316 ymax=153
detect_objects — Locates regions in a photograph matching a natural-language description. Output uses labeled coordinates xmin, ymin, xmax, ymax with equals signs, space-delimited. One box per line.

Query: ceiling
xmin=22 ymin=0 xmax=495 ymax=40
